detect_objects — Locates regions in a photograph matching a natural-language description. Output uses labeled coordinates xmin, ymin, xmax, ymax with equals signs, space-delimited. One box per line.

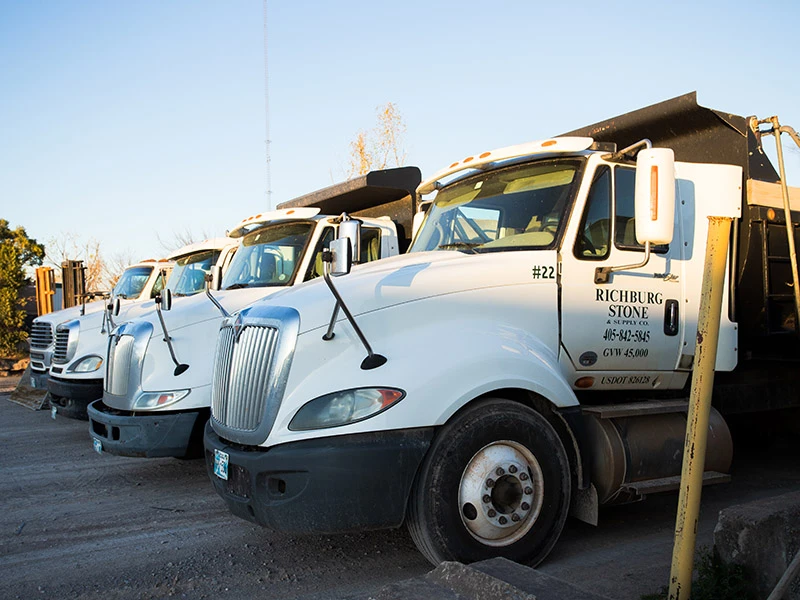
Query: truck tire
xmin=407 ymin=397 xmax=571 ymax=566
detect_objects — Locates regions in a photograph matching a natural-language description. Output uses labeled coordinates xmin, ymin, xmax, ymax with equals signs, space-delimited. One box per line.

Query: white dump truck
xmin=203 ymin=93 xmax=800 ymax=567
xmin=28 ymin=258 xmax=174 ymax=391
xmin=46 ymin=239 xmax=238 ymax=419
xmin=88 ymin=168 xmax=421 ymax=458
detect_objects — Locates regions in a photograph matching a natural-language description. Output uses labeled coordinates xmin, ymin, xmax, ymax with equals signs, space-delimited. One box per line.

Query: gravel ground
xmin=2 ymin=383 xmax=799 ymax=600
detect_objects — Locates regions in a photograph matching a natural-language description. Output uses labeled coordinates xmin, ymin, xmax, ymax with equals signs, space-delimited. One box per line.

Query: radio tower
xmin=263 ymin=0 xmax=273 ymax=208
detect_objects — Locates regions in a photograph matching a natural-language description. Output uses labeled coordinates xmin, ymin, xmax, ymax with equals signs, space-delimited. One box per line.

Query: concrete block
xmin=366 ymin=558 xmax=614 ymax=600
xmin=425 ymin=561 xmax=536 ymax=600
xmin=714 ymin=490 xmax=800 ymax=599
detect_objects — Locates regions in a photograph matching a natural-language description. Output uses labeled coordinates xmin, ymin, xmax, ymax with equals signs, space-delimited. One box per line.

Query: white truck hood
xmin=250 ymin=250 xmax=548 ymax=334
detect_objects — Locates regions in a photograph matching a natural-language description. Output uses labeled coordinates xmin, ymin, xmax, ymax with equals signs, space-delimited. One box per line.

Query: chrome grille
xmin=30 ymin=322 xmax=53 ymax=349
xmin=106 ymin=335 xmax=134 ymax=396
xmin=53 ymin=329 xmax=70 ymax=363
xmin=212 ymin=325 xmax=279 ymax=432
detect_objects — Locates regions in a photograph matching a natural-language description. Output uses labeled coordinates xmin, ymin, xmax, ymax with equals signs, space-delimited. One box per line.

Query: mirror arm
xmin=601 ymin=139 xmax=652 ymax=162
xmin=204 ymin=273 xmax=230 ymax=318
xmin=154 ymin=295 xmax=189 ymax=376
xmin=322 ymin=301 xmax=340 ymax=341
xmin=594 ymin=242 xmax=651 ymax=284
xmin=321 ymin=254 xmax=386 ymax=370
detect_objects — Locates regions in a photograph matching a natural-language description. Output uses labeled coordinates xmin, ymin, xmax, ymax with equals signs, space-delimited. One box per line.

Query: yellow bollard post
xmin=668 ymin=216 xmax=733 ymax=600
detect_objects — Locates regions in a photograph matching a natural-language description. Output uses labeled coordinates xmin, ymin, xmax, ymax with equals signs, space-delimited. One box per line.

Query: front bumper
xmin=47 ymin=376 xmax=103 ymax=420
xmin=204 ymin=424 xmax=434 ymax=534
xmin=88 ymin=400 xmax=208 ymax=458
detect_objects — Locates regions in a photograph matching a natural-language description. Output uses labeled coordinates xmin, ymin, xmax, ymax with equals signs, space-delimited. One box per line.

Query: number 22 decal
xmin=531 ymin=266 xmax=555 ymax=280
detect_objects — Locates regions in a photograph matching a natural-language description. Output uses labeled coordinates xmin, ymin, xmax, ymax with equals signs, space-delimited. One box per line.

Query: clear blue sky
xmin=2 ymin=0 xmax=799 ymax=263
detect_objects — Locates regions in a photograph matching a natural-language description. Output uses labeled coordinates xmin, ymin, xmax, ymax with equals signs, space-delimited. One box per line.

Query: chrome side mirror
xmin=160 ymin=289 xmax=173 ymax=312
xmin=329 ymin=237 xmax=352 ymax=277
xmin=209 ymin=265 xmax=222 ymax=291
xmin=338 ymin=218 xmax=361 ymax=264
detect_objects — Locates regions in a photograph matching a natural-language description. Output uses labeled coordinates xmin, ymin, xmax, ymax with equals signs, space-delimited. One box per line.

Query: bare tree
xmin=45 ymin=233 xmax=108 ymax=292
xmin=347 ymin=102 xmax=407 ymax=177
xmin=155 ymin=227 xmax=215 ymax=254
xmin=105 ymin=250 xmax=140 ymax=289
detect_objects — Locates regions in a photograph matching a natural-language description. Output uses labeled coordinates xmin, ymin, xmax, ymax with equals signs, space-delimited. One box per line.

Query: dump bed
xmin=566 ymin=92 xmax=800 ymax=359
xmin=277 ymin=167 xmax=422 ymax=250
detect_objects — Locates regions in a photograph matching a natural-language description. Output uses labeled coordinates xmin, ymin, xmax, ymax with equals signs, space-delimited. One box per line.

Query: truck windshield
xmin=112 ymin=266 xmax=154 ymax=299
xmin=222 ymin=222 xmax=315 ymax=290
xmin=166 ymin=250 xmax=221 ymax=297
xmin=411 ymin=158 xmax=584 ymax=253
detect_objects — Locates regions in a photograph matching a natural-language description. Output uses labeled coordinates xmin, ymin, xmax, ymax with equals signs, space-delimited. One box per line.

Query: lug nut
xmin=495 ymin=467 xmax=505 ymax=476
xmin=520 ymin=472 xmax=529 ymax=481
xmin=499 ymin=516 xmax=507 ymax=525
xmin=488 ymin=509 xmax=497 ymax=518
xmin=509 ymin=465 xmax=518 ymax=474
xmin=524 ymin=487 xmax=533 ymax=495
xmin=521 ymin=502 xmax=530 ymax=511
xmin=511 ymin=513 xmax=521 ymax=522
xmin=483 ymin=495 xmax=491 ymax=504
xmin=486 ymin=478 xmax=495 ymax=488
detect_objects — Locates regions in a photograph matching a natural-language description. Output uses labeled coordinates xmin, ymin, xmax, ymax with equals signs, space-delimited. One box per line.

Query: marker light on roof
xmin=418 ymin=137 xmax=595 ymax=195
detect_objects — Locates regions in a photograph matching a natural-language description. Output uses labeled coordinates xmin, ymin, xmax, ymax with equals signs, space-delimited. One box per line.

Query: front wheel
xmin=407 ymin=398 xmax=571 ymax=566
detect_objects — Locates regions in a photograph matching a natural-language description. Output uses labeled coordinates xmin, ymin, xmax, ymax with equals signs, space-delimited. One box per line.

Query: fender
xmin=264 ymin=284 xmax=582 ymax=448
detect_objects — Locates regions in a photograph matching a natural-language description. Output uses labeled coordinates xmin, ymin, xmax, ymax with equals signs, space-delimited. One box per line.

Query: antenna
xmin=263 ymin=0 xmax=273 ymax=209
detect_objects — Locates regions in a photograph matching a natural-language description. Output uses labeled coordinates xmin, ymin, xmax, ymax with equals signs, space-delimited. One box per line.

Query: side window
xmin=614 ymin=167 xmax=638 ymax=249
xmin=574 ymin=166 xmax=611 ymax=260
xmin=360 ymin=227 xmax=382 ymax=263
xmin=150 ymin=271 xmax=166 ymax=298
xmin=304 ymin=227 xmax=335 ymax=281
xmin=614 ymin=167 xmax=668 ymax=252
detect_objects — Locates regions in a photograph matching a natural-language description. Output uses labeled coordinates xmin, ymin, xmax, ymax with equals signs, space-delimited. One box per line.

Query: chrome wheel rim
xmin=458 ymin=440 xmax=544 ymax=547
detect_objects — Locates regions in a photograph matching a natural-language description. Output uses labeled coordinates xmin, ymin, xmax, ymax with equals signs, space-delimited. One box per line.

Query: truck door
xmin=559 ymin=163 xmax=684 ymax=376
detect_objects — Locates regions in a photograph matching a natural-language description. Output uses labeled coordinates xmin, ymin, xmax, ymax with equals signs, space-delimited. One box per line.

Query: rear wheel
xmin=407 ymin=397 xmax=570 ymax=566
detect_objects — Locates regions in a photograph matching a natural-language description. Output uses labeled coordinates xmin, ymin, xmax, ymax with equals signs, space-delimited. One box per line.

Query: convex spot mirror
xmin=634 ymin=148 xmax=675 ymax=245
xmin=329 ymin=237 xmax=353 ymax=277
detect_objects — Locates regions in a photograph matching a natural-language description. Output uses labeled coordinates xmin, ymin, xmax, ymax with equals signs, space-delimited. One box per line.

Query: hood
xmin=247 ymin=250 xmax=553 ymax=334
xmin=34 ymin=300 xmax=107 ymax=326
xmin=131 ymin=287 xmax=288 ymax=336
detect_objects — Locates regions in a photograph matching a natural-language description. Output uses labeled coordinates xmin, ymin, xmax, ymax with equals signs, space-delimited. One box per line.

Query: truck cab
xmin=203 ymin=94 xmax=799 ymax=567
xmin=28 ymin=259 xmax=173 ymax=391
xmin=46 ymin=240 xmax=238 ymax=419
xmin=88 ymin=168 xmax=421 ymax=459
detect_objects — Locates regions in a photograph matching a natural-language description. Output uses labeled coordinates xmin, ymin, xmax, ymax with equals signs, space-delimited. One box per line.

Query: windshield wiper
xmin=438 ymin=242 xmax=481 ymax=254
xmin=224 ymin=283 xmax=249 ymax=290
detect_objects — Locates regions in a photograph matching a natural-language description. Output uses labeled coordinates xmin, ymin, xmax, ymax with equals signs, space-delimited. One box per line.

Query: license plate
xmin=51 ymin=406 xmax=57 ymax=420
xmin=213 ymin=449 xmax=229 ymax=480
xmin=93 ymin=438 xmax=103 ymax=454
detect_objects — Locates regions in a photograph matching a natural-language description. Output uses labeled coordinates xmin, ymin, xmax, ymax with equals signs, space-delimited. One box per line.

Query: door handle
xmin=664 ymin=299 xmax=679 ymax=336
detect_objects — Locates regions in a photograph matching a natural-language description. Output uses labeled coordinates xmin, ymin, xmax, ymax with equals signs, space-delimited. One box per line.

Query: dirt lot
xmin=2 ymin=384 xmax=799 ymax=600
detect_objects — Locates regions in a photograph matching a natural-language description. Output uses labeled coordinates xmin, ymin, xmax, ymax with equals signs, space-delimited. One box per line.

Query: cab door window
xmin=305 ymin=226 xmax=384 ymax=281
xmin=574 ymin=166 xmax=611 ymax=260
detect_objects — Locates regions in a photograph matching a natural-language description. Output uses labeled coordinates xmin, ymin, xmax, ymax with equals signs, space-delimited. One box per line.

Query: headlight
xmin=289 ymin=387 xmax=405 ymax=431
xmin=133 ymin=389 xmax=190 ymax=409
xmin=68 ymin=355 xmax=104 ymax=373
